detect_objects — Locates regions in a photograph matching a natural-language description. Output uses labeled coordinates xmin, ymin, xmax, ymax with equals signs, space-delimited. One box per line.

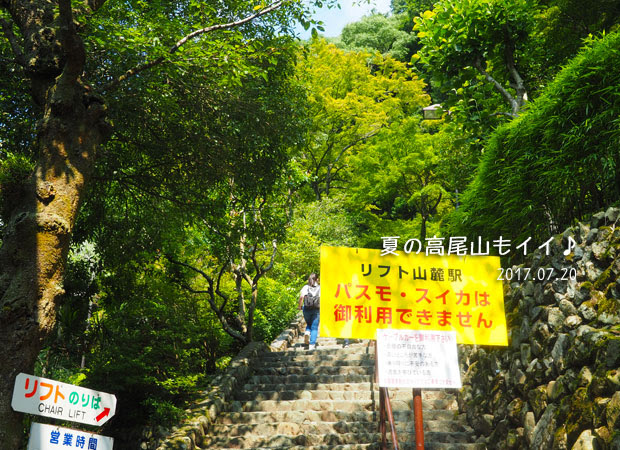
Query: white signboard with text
xmin=376 ymin=329 xmax=462 ymax=389
xmin=12 ymin=373 xmax=117 ymax=426
xmin=27 ymin=422 xmax=114 ymax=450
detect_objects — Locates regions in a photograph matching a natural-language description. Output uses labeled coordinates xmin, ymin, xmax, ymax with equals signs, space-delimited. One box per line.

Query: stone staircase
xmin=201 ymin=335 xmax=486 ymax=449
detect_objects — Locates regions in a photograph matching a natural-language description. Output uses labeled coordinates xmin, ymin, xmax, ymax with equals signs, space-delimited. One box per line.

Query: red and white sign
xmin=376 ymin=329 xmax=462 ymax=389
xmin=28 ymin=422 xmax=114 ymax=450
xmin=12 ymin=373 xmax=117 ymax=426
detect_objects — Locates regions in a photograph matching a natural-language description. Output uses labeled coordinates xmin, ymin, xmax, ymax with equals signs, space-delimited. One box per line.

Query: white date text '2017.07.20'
xmin=497 ymin=267 xmax=576 ymax=282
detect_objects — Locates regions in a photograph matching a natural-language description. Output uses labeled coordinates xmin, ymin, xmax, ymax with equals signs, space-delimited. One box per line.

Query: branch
xmin=333 ymin=126 xmax=382 ymax=165
xmin=0 ymin=16 xmax=25 ymax=66
xmin=473 ymin=58 xmax=518 ymax=118
xmin=503 ymin=32 xmax=527 ymax=115
xmin=315 ymin=140 xmax=334 ymax=176
xmin=263 ymin=239 xmax=277 ymax=273
xmin=103 ymin=0 xmax=286 ymax=92
xmin=165 ymin=255 xmax=224 ymax=313
xmin=252 ymin=239 xmax=277 ymax=282
xmin=214 ymin=263 xmax=230 ymax=312
xmin=166 ymin=255 xmax=214 ymax=285
xmin=431 ymin=191 xmax=442 ymax=212
xmin=166 ymin=256 xmax=246 ymax=342
xmin=169 ymin=0 xmax=285 ymax=54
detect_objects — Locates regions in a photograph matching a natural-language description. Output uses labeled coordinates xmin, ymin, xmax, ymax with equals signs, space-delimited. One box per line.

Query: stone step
xmin=213 ymin=444 xmax=485 ymax=450
xmin=203 ymin=430 xmax=478 ymax=448
xmin=241 ymin=383 xmax=455 ymax=397
xmin=253 ymin=365 xmax=374 ymax=376
xmin=265 ymin=343 xmax=373 ymax=358
xmin=235 ymin=388 xmax=457 ymax=403
xmin=239 ymin=397 xmax=457 ymax=413
xmin=209 ymin=418 xmax=470 ymax=437
xmin=256 ymin=354 xmax=375 ymax=366
xmin=249 ymin=373 xmax=375 ymax=384
xmin=211 ymin=445 xmax=374 ymax=450
xmin=241 ymin=398 xmax=375 ymax=413
xmin=197 ymin=320 xmax=485 ymax=449
xmin=280 ymin=338 xmax=369 ymax=346
xmin=242 ymin=381 xmax=379 ymax=392
xmin=212 ymin=446 xmax=373 ymax=450
xmin=218 ymin=408 xmax=460 ymax=425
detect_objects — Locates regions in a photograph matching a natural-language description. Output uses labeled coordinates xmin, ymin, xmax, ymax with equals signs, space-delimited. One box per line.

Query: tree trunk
xmin=0 ymin=91 xmax=108 ymax=447
xmin=0 ymin=85 xmax=108 ymax=447
xmin=0 ymin=1 xmax=109 ymax=445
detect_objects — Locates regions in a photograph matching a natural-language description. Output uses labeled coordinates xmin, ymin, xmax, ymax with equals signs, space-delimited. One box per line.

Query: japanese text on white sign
xmin=27 ymin=422 xmax=114 ymax=450
xmin=12 ymin=373 xmax=117 ymax=426
xmin=376 ymin=329 xmax=462 ymax=389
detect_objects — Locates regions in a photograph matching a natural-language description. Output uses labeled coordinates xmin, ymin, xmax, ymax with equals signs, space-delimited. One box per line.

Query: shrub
xmin=451 ymin=31 xmax=620 ymax=244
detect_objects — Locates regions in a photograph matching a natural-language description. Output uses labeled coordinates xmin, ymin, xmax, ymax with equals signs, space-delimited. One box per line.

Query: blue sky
xmin=296 ymin=0 xmax=393 ymax=39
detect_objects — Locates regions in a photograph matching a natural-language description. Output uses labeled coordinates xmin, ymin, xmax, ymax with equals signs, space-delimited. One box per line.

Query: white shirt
xmin=300 ymin=284 xmax=320 ymax=298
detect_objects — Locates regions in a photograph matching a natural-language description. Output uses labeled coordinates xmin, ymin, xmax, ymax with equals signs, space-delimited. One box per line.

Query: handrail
xmin=375 ymin=341 xmax=400 ymax=450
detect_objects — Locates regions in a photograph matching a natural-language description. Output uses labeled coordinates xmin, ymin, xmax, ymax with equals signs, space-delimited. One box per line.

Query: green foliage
xmin=297 ymin=38 xmax=429 ymax=200
xmin=414 ymin=0 xmax=534 ymax=75
xmin=391 ymin=0 xmax=436 ymax=18
xmin=347 ymin=117 xmax=452 ymax=242
xmin=274 ymin=196 xmax=358 ymax=284
xmin=0 ymin=152 xmax=34 ymax=219
xmin=0 ymin=22 xmax=37 ymax=183
xmin=72 ymin=0 xmax=308 ymax=352
xmin=414 ymin=0 xmax=536 ymax=121
xmin=529 ymin=0 xmax=620 ymax=87
xmin=84 ymin=258 xmax=233 ymax=430
xmin=337 ymin=13 xmax=417 ymax=61
xmin=451 ymin=31 xmax=620 ymax=244
xmin=16 ymin=0 xmax=620 ymax=444
xmin=252 ymin=278 xmax=298 ymax=342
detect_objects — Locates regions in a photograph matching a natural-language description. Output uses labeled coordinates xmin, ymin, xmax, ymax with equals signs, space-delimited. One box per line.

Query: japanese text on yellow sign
xmin=319 ymin=246 xmax=507 ymax=345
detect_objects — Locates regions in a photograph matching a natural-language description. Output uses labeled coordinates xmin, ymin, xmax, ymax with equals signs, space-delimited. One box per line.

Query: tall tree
xmin=167 ymin=178 xmax=290 ymax=345
xmin=338 ymin=13 xmax=417 ymax=61
xmin=297 ymin=38 xmax=428 ymax=200
xmin=348 ymin=117 xmax=448 ymax=242
xmin=0 ymin=0 xmax=316 ymax=445
xmin=414 ymin=0 xmax=536 ymax=118
xmin=529 ymin=0 xmax=620 ymax=85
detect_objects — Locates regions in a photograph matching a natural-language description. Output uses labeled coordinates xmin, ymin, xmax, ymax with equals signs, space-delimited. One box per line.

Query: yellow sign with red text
xmin=319 ymin=246 xmax=507 ymax=345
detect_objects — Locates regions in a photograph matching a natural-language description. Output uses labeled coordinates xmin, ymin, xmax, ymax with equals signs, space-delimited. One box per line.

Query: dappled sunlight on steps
xmin=198 ymin=335 xmax=486 ymax=450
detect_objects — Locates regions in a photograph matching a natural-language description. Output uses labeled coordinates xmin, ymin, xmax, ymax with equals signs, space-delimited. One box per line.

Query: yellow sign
xmin=319 ymin=246 xmax=507 ymax=346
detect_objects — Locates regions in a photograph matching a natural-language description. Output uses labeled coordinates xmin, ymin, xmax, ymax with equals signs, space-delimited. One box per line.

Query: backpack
xmin=304 ymin=287 xmax=320 ymax=309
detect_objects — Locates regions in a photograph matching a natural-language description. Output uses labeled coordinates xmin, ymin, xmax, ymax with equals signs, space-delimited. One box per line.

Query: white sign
xmin=12 ymin=373 xmax=117 ymax=426
xmin=28 ymin=422 xmax=114 ymax=450
xmin=376 ymin=329 xmax=462 ymax=389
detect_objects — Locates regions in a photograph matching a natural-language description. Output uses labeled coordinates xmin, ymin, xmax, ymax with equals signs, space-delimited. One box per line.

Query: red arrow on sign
xmin=96 ymin=407 xmax=111 ymax=422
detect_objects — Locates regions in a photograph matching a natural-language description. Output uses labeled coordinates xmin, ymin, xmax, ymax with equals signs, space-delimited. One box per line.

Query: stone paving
xmin=203 ymin=335 xmax=486 ymax=449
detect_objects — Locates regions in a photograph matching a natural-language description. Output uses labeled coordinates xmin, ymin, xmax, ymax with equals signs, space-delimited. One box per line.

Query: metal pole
xmin=375 ymin=341 xmax=386 ymax=449
xmin=384 ymin=388 xmax=399 ymax=450
xmin=380 ymin=389 xmax=387 ymax=450
xmin=412 ymin=388 xmax=424 ymax=449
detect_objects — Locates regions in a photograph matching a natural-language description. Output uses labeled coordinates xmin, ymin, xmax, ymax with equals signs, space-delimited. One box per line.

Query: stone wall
xmin=138 ymin=312 xmax=306 ymax=449
xmin=459 ymin=207 xmax=620 ymax=449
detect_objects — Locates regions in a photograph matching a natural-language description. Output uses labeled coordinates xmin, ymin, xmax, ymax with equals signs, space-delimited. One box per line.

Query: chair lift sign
xmin=12 ymin=373 xmax=117 ymax=426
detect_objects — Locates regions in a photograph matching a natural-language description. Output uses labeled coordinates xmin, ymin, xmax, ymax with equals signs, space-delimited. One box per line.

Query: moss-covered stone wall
xmin=459 ymin=207 xmax=620 ymax=449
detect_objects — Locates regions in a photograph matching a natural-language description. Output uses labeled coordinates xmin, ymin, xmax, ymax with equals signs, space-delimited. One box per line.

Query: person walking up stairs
xmin=202 ymin=333 xmax=487 ymax=449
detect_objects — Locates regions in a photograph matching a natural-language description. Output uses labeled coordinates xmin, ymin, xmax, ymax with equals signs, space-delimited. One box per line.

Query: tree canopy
xmin=2 ymin=0 xmax=620 ymax=446
xmin=296 ymin=38 xmax=429 ymax=200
